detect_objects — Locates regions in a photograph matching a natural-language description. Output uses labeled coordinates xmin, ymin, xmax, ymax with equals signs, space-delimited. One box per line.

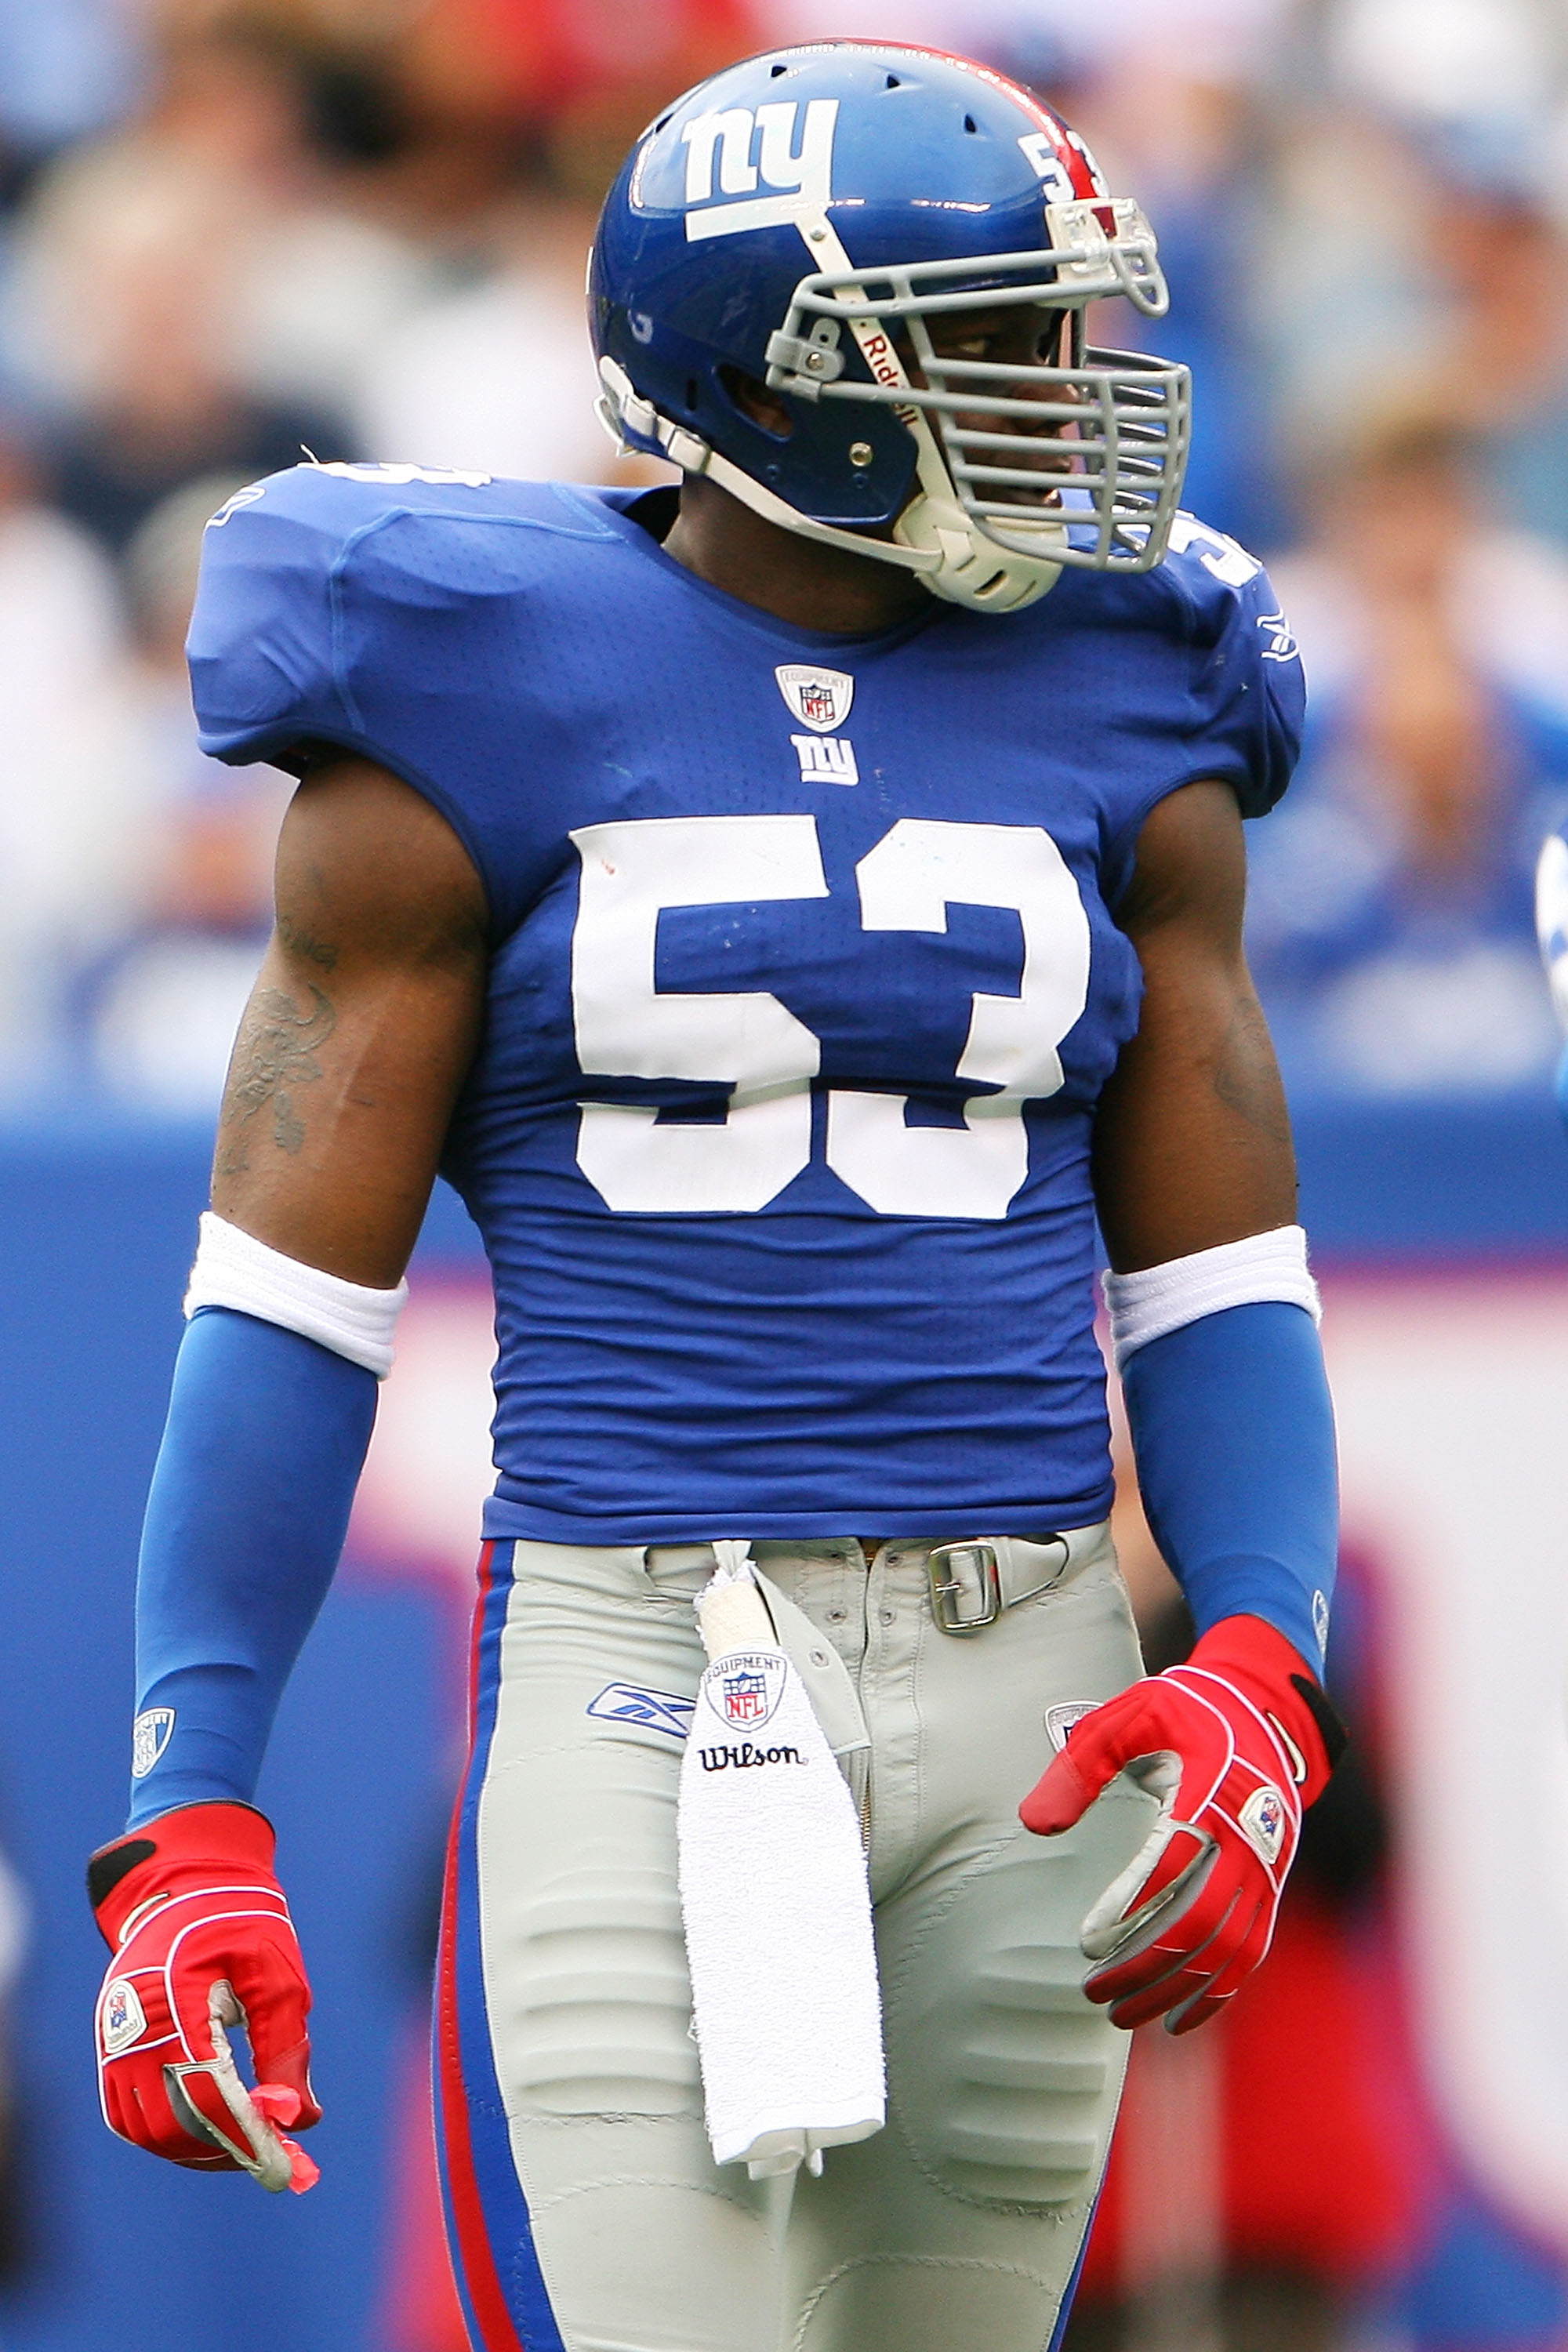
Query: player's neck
xmin=661 ymin=476 xmax=932 ymax=637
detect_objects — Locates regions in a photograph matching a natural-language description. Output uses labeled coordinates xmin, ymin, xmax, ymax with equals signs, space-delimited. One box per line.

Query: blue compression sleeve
xmin=128 ymin=1305 xmax=376 ymax=1826
xmin=1120 ymin=1300 xmax=1337 ymax=1669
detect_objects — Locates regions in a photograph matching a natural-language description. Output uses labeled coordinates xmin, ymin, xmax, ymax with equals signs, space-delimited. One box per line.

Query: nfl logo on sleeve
xmin=775 ymin=665 xmax=855 ymax=731
xmin=131 ymin=1707 xmax=176 ymax=1778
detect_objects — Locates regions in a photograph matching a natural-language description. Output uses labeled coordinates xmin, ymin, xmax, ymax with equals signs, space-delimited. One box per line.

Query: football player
xmin=89 ymin=42 xmax=1343 ymax=2352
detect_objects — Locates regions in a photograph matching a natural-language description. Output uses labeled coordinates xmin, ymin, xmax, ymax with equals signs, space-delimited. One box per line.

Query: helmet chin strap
xmin=596 ymin=354 xmax=938 ymax=578
xmin=697 ymin=441 xmax=943 ymax=579
xmin=600 ymin=204 xmax=1066 ymax=617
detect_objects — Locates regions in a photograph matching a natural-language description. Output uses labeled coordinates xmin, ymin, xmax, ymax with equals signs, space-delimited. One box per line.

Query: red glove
xmin=89 ymin=1801 xmax=321 ymax=2192
xmin=1019 ymin=1615 xmax=1345 ymax=2034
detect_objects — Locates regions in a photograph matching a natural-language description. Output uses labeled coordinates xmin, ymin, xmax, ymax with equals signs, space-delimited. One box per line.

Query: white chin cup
xmin=892 ymin=482 xmax=1063 ymax=614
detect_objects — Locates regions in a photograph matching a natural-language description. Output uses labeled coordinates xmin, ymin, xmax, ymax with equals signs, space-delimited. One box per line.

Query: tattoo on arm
xmin=1213 ymin=995 xmax=1291 ymax=1148
xmin=276 ymin=913 xmax=338 ymax=971
xmin=216 ymin=983 xmax=336 ymax=1171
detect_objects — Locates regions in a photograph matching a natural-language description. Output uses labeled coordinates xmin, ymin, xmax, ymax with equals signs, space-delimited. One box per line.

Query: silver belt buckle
xmin=927 ymin=1541 xmax=1003 ymax=1635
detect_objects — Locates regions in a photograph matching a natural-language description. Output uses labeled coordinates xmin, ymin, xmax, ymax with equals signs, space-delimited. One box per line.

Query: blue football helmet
xmin=590 ymin=41 xmax=1192 ymax=613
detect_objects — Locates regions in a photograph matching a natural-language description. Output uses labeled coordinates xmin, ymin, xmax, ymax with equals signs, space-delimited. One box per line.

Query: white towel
xmin=677 ymin=1542 xmax=885 ymax=2179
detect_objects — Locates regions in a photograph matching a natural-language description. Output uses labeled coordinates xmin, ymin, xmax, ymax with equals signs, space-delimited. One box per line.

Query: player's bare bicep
xmin=212 ymin=755 xmax=488 ymax=1285
xmin=270 ymin=753 xmax=488 ymax=964
xmin=1093 ymin=779 xmax=1296 ymax=1272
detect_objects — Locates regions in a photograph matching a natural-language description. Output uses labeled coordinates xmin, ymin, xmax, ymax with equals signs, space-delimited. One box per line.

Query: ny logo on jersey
xmin=793 ymin=734 xmax=858 ymax=786
xmin=682 ymin=100 xmax=838 ymax=241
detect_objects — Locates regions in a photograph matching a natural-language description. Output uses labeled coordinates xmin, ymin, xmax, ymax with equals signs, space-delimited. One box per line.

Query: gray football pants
xmin=446 ymin=1528 xmax=1152 ymax=2352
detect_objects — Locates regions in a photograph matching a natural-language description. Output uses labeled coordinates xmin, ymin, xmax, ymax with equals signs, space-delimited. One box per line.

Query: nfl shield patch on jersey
xmin=775 ymin=665 xmax=855 ymax=732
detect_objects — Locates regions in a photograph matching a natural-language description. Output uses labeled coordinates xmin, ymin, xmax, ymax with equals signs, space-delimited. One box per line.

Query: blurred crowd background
xmin=3 ymin=3 xmax=1568 ymax=2351
xmin=3 ymin=0 xmax=1568 ymax=1112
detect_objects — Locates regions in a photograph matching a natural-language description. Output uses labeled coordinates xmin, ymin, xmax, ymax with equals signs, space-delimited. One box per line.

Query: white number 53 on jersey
xmin=569 ymin=814 xmax=1091 ymax=1220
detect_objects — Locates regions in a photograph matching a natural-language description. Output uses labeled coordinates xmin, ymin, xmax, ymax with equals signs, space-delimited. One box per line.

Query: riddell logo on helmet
xmin=683 ymin=100 xmax=838 ymax=241
xmin=856 ymin=329 xmax=902 ymax=394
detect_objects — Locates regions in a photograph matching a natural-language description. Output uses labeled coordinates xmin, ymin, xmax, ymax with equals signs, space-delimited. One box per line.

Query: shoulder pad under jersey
xmin=1151 ymin=511 xmax=1306 ymax=819
xmin=187 ymin=461 xmax=621 ymax=771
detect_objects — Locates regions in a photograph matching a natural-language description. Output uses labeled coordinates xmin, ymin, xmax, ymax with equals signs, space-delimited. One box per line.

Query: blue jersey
xmin=188 ymin=463 xmax=1303 ymax=1543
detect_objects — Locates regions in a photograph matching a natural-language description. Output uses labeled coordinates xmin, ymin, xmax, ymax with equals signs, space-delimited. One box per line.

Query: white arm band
xmin=1102 ymin=1224 xmax=1320 ymax=1374
xmin=183 ymin=1210 xmax=408 ymax=1380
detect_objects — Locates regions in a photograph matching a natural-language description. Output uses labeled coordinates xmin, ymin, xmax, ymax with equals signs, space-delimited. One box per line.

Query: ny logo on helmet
xmin=682 ymin=100 xmax=838 ymax=242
